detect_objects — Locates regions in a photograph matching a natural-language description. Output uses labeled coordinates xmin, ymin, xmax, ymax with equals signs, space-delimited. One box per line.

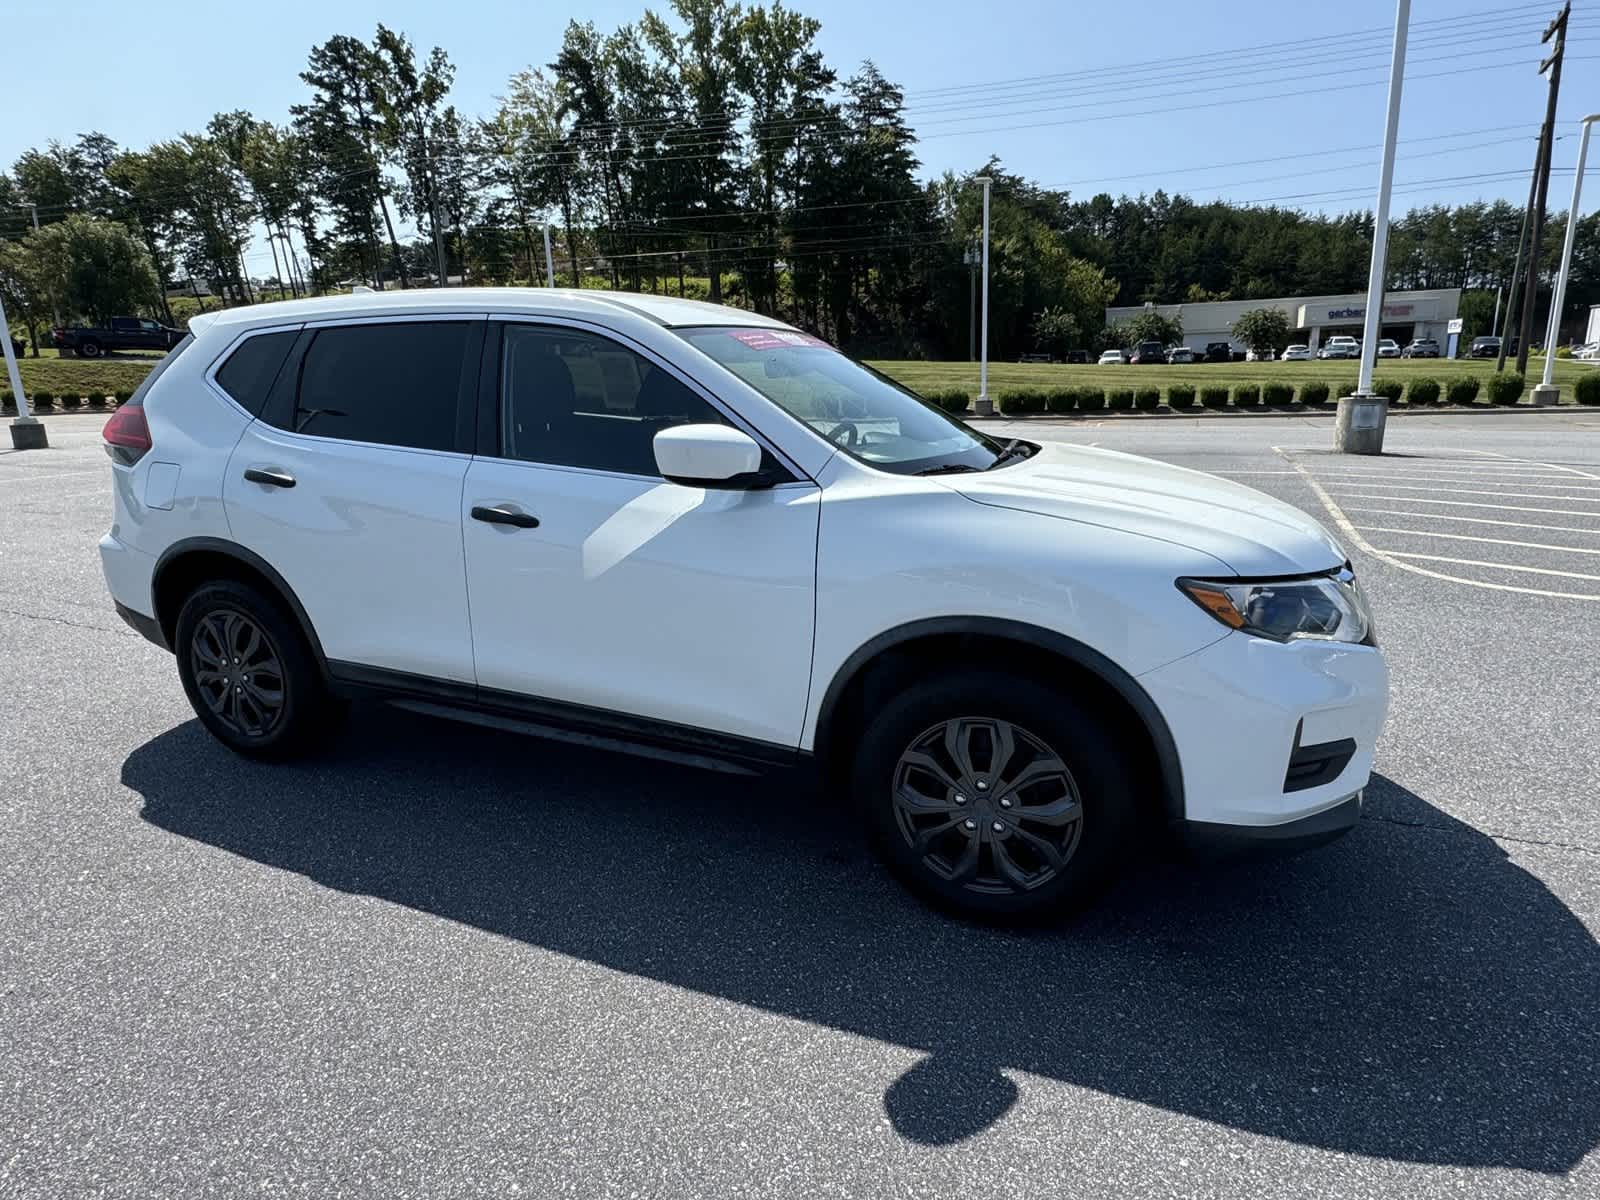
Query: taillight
xmin=102 ymin=406 xmax=152 ymax=466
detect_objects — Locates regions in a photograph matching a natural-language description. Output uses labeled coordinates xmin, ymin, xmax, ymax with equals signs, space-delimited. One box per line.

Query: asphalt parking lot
xmin=4 ymin=409 xmax=1599 ymax=1199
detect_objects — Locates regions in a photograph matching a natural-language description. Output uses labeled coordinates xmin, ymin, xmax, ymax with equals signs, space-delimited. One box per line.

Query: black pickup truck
xmin=51 ymin=316 xmax=185 ymax=358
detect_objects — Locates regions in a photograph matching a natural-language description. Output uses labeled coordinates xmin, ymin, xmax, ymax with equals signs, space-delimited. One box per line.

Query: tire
xmin=174 ymin=579 xmax=341 ymax=760
xmin=853 ymin=670 xmax=1138 ymax=922
xmin=77 ymin=340 xmax=101 ymax=358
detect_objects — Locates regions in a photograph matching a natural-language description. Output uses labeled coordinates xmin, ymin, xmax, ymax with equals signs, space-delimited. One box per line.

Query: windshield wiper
xmin=986 ymin=439 xmax=1035 ymax=470
xmin=914 ymin=463 xmax=981 ymax=476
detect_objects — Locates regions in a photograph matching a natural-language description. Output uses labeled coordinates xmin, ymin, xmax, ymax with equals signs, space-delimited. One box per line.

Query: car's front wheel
xmin=854 ymin=671 xmax=1137 ymax=921
xmin=174 ymin=579 xmax=341 ymax=759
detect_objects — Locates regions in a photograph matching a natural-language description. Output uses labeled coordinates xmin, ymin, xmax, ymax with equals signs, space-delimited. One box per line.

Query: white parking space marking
xmin=1313 ymin=473 xmax=1600 ymax=491
xmin=1274 ymin=446 xmax=1600 ymax=602
xmin=1456 ymin=447 xmax=1600 ymax=482
xmin=0 ymin=470 xmax=100 ymax=486
xmin=1382 ymin=552 xmax=1600 ymax=583
xmin=1353 ymin=527 xmax=1600 ymax=555
xmin=1321 ymin=481 xmax=1600 ymax=502
xmin=1323 ymin=492 xmax=1600 ymax=517
xmin=1341 ymin=505 xmax=1600 ymax=535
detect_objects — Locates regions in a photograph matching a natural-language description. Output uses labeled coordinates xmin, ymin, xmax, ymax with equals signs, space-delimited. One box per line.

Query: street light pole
xmin=543 ymin=224 xmax=556 ymax=287
xmin=1338 ymin=0 xmax=1409 ymax=455
xmin=1533 ymin=113 xmax=1598 ymax=404
xmin=2 ymin=291 xmax=47 ymax=450
xmin=973 ymin=176 xmax=994 ymax=416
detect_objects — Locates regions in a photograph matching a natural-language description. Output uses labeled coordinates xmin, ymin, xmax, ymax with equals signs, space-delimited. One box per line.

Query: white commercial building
xmin=1107 ymin=287 xmax=1462 ymax=355
xmin=1586 ymin=304 xmax=1599 ymax=346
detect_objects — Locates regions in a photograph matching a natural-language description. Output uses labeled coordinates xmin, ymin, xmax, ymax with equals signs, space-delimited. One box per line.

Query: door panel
xmin=463 ymin=462 xmax=820 ymax=747
xmin=224 ymin=426 xmax=476 ymax=682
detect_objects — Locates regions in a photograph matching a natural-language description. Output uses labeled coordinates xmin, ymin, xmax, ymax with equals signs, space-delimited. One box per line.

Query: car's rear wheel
xmin=77 ymin=340 xmax=101 ymax=358
xmin=174 ymin=580 xmax=340 ymax=759
xmin=854 ymin=671 xmax=1137 ymax=921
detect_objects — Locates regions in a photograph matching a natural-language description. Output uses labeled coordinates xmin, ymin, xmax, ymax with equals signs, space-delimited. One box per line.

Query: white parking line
xmin=1356 ymin=526 xmax=1600 ymax=555
xmin=1318 ymin=481 xmax=1600 ymax=502
xmin=1456 ymin=448 xmax=1600 ymax=482
xmin=1324 ymin=491 xmax=1600 ymax=517
xmin=1378 ymin=551 xmax=1600 ymax=584
xmin=1340 ymin=505 xmax=1600 ymax=535
xmin=1273 ymin=447 xmax=1600 ymax=601
xmin=1312 ymin=472 xmax=1600 ymax=491
xmin=0 ymin=470 xmax=100 ymax=486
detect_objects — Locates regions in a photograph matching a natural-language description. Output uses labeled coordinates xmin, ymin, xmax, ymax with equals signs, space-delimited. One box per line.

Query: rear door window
xmin=278 ymin=321 xmax=474 ymax=452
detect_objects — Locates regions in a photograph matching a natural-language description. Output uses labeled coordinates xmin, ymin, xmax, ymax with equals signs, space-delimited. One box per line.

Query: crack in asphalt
xmin=1362 ymin=810 xmax=1600 ymax=858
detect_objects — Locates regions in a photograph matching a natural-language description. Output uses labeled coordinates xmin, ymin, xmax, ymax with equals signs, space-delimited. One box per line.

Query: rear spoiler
xmin=187 ymin=311 xmax=221 ymax=338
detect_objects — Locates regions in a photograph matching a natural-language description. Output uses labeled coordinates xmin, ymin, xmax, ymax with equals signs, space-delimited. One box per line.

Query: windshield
xmin=677 ymin=325 xmax=1009 ymax=474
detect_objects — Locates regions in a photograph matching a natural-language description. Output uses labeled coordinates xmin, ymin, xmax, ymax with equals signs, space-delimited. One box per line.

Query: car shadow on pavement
xmin=124 ymin=706 xmax=1600 ymax=1172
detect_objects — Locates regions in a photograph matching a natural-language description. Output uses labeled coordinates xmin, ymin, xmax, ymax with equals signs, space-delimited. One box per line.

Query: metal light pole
xmin=973 ymin=176 xmax=994 ymax=416
xmin=543 ymin=224 xmax=556 ymax=288
xmin=2 ymin=291 xmax=46 ymax=450
xmin=1337 ymin=0 xmax=1409 ymax=455
xmin=963 ymin=243 xmax=979 ymax=362
xmin=1533 ymin=113 xmax=1599 ymax=404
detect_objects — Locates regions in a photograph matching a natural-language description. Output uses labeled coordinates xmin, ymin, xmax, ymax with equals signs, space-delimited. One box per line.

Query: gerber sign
xmin=1300 ymin=300 xmax=1423 ymax=325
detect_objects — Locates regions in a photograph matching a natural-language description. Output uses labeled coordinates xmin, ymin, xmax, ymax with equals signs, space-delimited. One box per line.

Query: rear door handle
xmin=243 ymin=467 xmax=296 ymax=489
xmin=471 ymin=504 xmax=540 ymax=529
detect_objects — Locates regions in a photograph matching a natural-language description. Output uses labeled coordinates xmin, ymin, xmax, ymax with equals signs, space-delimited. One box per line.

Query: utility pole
xmin=963 ymin=243 xmax=979 ymax=362
xmin=973 ymin=177 xmax=994 ymax=416
xmin=432 ymin=201 xmax=449 ymax=287
xmin=1496 ymin=149 xmax=1542 ymax=371
xmin=32 ymin=206 xmax=61 ymax=329
xmin=1515 ymin=0 xmax=1569 ymax=377
xmin=544 ymin=225 xmax=556 ymax=288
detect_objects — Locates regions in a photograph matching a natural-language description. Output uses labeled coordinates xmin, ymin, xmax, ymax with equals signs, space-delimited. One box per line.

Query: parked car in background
xmin=1129 ymin=340 xmax=1166 ymax=364
xmin=1244 ymin=348 xmax=1277 ymax=362
xmin=1376 ymin=338 xmax=1401 ymax=358
xmin=1280 ymin=344 xmax=1312 ymax=361
xmin=1467 ymin=336 xmax=1501 ymax=359
xmin=96 ymin=288 xmax=1387 ymax=921
xmin=1098 ymin=348 xmax=1127 ymax=365
xmin=1203 ymin=342 xmax=1232 ymax=363
xmin=1165 ymin=346 xmax=1194 ymax=364
xmin=1401 ymin=337 xmax=1440 ymax=359
xmin=1064 ymin=350 xmax=1090 ymax=364
xmin=1318 ymin=337 xmax=1360 ymax=360
xmin=1018 ymin=352 xmax=1054 ymax=364
xmin=1574 ymin=342 xmax=1600 ymax=362
xmin=52 ymin=316 xmax=186 ymax=358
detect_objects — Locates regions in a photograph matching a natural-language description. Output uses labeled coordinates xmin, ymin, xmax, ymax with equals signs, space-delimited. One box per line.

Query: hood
xmin=944 ymin=441 xmax=1346 ymax=577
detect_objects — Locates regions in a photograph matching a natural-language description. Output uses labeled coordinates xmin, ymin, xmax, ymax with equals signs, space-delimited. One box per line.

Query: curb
xmin=963 ymin=404 xmax=1592 ymax=421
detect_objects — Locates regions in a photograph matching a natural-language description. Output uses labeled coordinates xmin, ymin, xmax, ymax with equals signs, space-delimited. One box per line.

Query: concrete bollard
xmin=1335 ymin=394 xmax=1388 ymax=455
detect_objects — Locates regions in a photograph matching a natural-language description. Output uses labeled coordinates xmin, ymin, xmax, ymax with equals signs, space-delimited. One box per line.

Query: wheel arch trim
xmin=151 ymin=537 xmax=332 ymax=684
xmin=812 ymin=616 xmax=1186 ymax=823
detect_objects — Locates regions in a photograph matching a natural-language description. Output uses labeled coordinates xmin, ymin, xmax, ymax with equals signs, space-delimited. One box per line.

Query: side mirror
xmin=653 ymin=424 xmax=767 ymax=489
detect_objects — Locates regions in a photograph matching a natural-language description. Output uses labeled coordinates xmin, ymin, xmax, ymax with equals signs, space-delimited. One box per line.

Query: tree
xmin=0 ymin=239 xmax=52 ymax=355
xmin=1231 ymin=306 xmax=1292 ymax=356
xmin=371 ymin=25 xmax=458 ymax=281
xmin=1118 ymin=310 xmax=1183 ymax=348
xmin=24 ymin=215 xmax=159 ymax=324
xmin=1031 ymin=308 xmax=1079 ymax=358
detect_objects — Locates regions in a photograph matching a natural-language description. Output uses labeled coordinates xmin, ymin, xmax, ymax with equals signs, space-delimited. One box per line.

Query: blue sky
xmin=9 ymin=0 xmax=1599 ymax=266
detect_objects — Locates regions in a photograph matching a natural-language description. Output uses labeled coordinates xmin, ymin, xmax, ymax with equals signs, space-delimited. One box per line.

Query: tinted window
xmin=501 ymin=326 xmax=728 ymax=476
xmin=214 ymin=330 xmax=296 ymax=415
xmin=291 ymin=322 xmax=469 ymax=451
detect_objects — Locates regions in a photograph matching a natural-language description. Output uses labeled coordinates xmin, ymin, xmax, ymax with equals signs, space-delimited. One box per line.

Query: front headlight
xmin=1177 ymin=567 xmax=1374 ymax=644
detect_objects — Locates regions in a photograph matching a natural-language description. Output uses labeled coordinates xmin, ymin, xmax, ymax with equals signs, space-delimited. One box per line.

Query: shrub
xmin=1406 ymin=377 xmax=1440 ymax=407
xmin=1446 ymin=376 xmax=1481 ymax=406
xmin=60 ymin=392 xmax=82 ymax=410
xmin=1167 ymin=383 xmax=1197 ymax=409
xmin=114 ymin=389 xmax=134 ymax=406
xmin=1263 ymin=382 xmax=1294 ymax=407
xmin=86 ymin=391 xmax=108 ymax=409
xmin=1487 ymin=371 xmax=1524 ymax=406
xmin=926 ymin=388 xmax=968 ymax=414
xmin=31 ymin=390 xmax=53 ymax=410
xmin=997 ymin=388 xmax=1032 ymax=415
xmin=1576 ymin=372 xmax=1600 ymax=406
xmin=1076 ymin=386 xmax=1106 ymax=412
xmin=1 ymin=389 xmax=13 ymax=412
xmin=1372 ymin=378 xmax=1403 ymax=403
xmin=1135 ymin=386 xmax=1160 ymax=411
xmin=1107 ymin=387 xmax=1135 ymax=411
xmin=1233 ymin=383 xmax=1261 ymax=409
xmin=1199 ymin=385 xmax=1230 ymax=410
xmin=1298 ymin=381 xmax=1330 ymax=406
xmin=1045 ymin=387 xmax=1076 ymax=414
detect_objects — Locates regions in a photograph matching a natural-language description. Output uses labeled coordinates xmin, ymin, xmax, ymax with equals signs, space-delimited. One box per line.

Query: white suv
xmin=99 ymin=290 xmax=1388 ymax=919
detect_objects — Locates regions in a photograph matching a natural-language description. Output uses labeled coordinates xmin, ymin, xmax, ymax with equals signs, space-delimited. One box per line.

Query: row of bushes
xmin=930 ymin=372 xmax=1559 ymax=415
xmin=1 ymin=389 xmax=134 ymax=412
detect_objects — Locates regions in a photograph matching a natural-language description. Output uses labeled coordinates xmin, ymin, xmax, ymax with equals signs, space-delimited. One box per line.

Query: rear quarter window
xmin=213 ymin=330 xmax=297 ymax=415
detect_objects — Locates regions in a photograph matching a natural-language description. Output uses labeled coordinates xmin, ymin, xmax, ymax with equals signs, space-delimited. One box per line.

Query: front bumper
xmin=1139 ymin=631 xmax=1388 ymax=833
xmin=1177 ymin=790 xmax=1363 ymax=855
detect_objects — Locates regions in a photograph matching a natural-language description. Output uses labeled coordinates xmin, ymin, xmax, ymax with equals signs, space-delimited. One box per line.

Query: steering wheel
xmin=827 ymin=421 xmax=859 ymax=448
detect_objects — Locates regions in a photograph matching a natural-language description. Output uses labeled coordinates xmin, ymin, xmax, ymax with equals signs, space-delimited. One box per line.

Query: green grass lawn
xmin=867 ymin=356 xmax=1596 ymax=403
xmin=9 ymin=354 xmax=156 ymax=400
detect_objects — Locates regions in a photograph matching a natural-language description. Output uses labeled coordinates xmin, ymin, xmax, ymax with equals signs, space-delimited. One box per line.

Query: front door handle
xmin=243 ymin=467 xmax=296 ymax=489
xmin=471 ymin=504 xmax=540 ymax=529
